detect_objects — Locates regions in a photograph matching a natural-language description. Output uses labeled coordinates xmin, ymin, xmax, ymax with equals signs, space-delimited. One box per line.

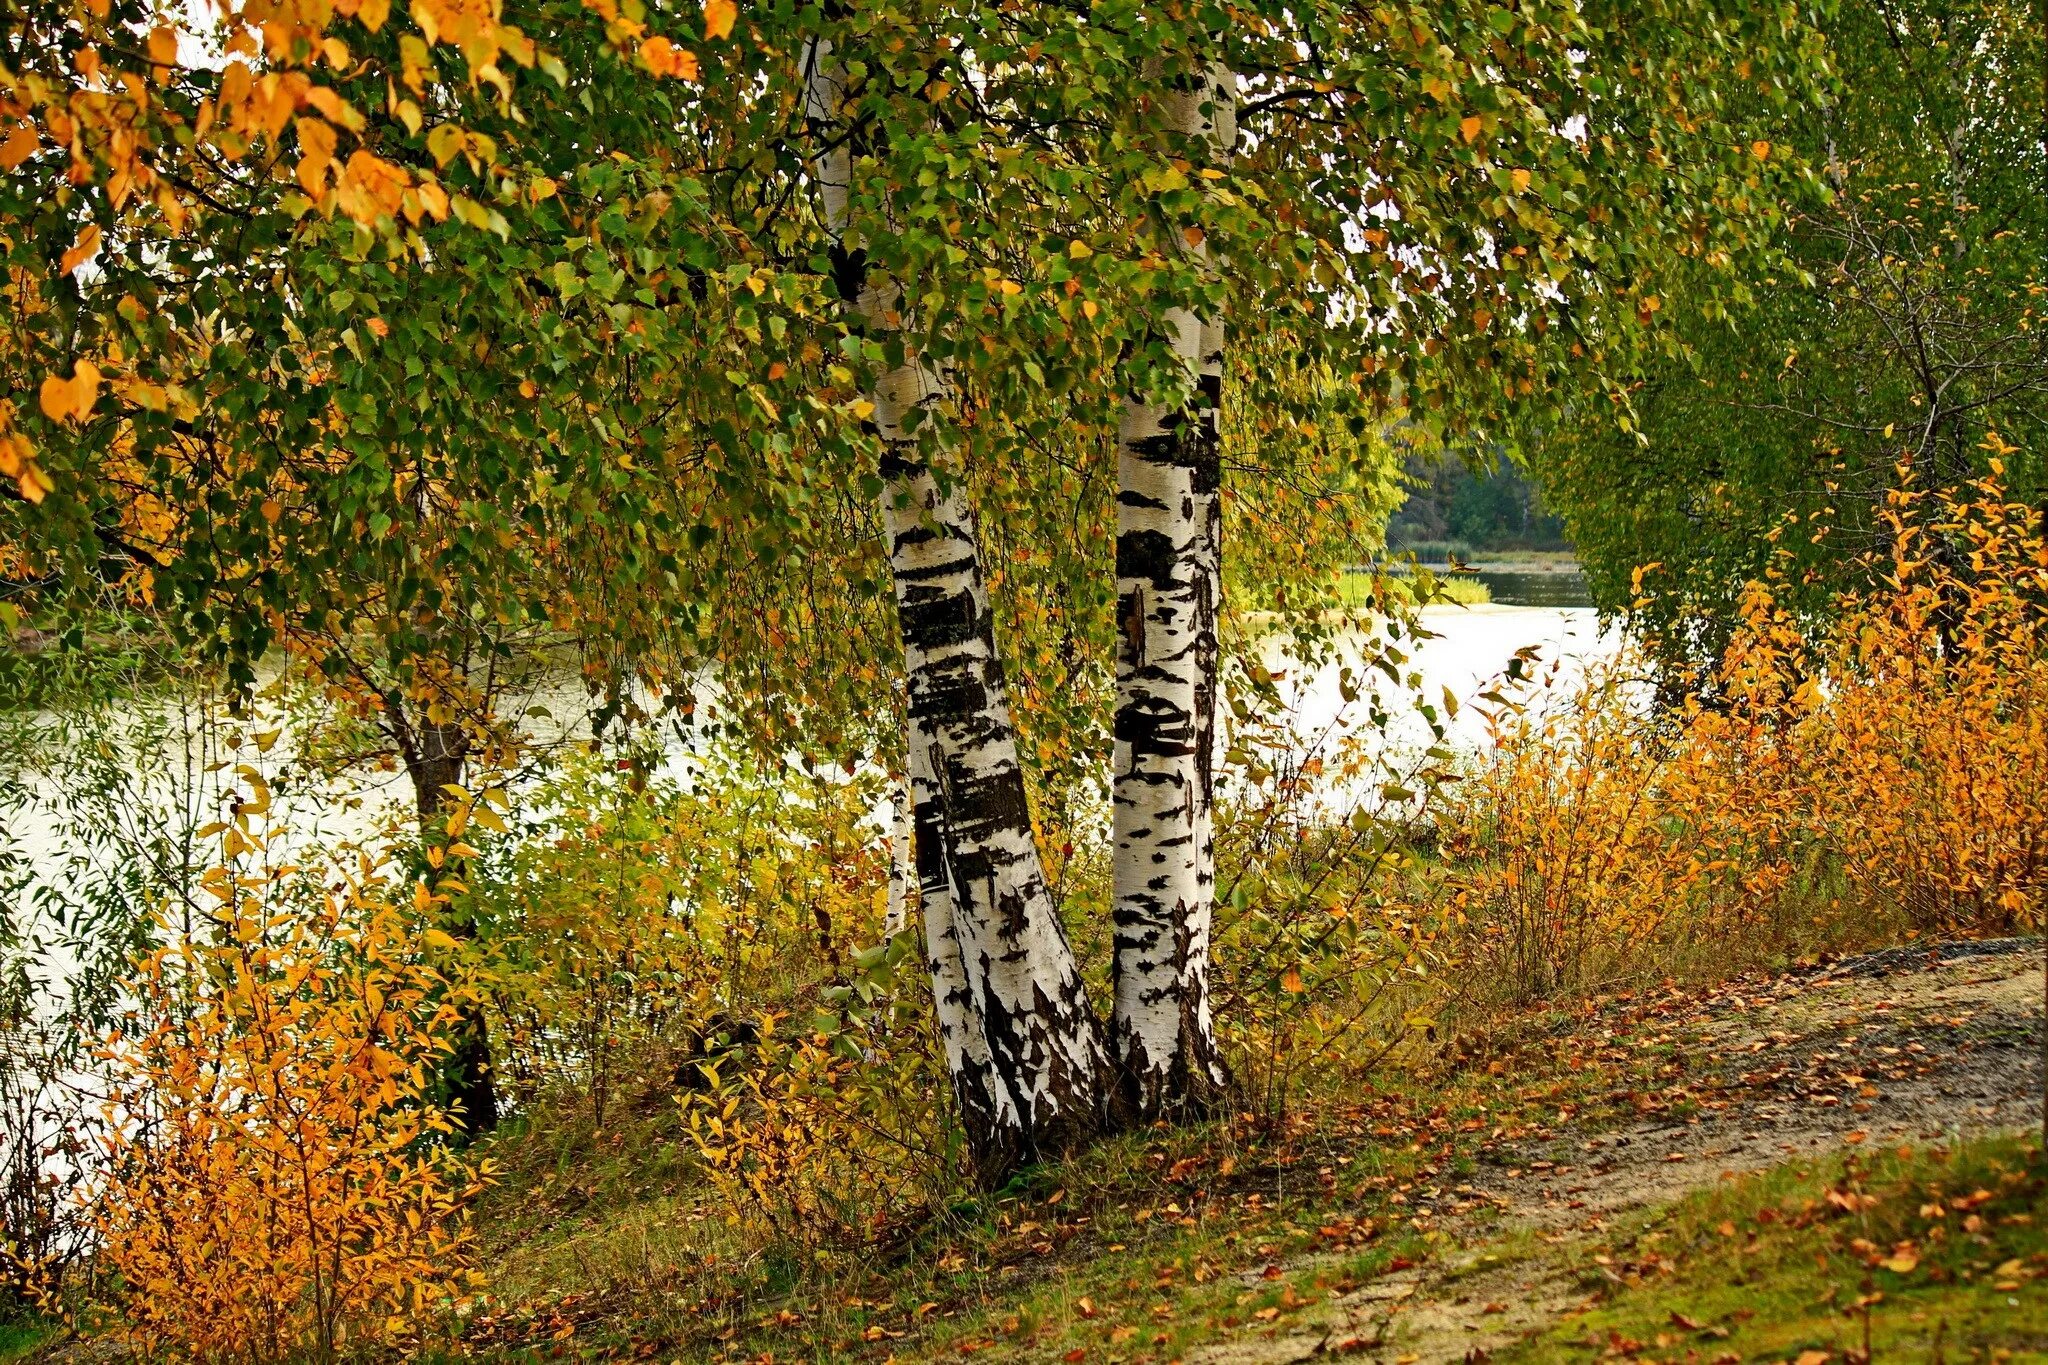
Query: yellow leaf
xmin=147 ymin=24 xmax=179 ymax=65
xmin=703 ymin=0 xmax=737 ymax=40
xmin=39 ymin=362 xmax=101 ymax=424
xmin=0 ymin=123 xmax=38 ymax=170
xmin=60 ymin=224 xmax=101 ymax=274
xmin=1510 ymin=167 xmax=1531 ymax=193
xmin=425 ymin=123 xmax=466 ymax=167
xmin=304 ymin=86 xmax=362 ymax=131
xmin=16 ymin=461 xmax=51 ymax=505
xmin=296 ymin=117 xmax=338 ymax=193
xmin=1067 ymin=239 xmax=1092 ymax=258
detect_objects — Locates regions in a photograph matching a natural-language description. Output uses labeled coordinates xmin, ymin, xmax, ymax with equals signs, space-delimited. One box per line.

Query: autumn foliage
xmin=1453 ymin=462 xmax=2048 ymax=1002
xmin=90 ymin=855 xmax=488 ymax=1363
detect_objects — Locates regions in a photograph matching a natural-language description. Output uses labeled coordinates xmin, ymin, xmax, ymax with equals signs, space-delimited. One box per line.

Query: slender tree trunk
xmin=884 ymin=742 xmax=914 ymax=939
xmin=1111 ymin=65 xmax=1236 ymax=1122
xmin=806 ymin=35 xmax=1108 ymax=1180
xmin=399 ymin=710 xmax=499 ymax=1136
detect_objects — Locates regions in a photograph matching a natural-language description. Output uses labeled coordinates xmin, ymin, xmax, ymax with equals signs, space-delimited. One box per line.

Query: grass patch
xmin=460 ymin=1072 xmax=1483 ymax=1361
xmin=0 ymin=1318 xmax=58 ymax=1364
xmin=1513 ymin=1132 xmax=2048 ymax=1362
xmin=1342 ymin=569 xmax=1492 ymax=607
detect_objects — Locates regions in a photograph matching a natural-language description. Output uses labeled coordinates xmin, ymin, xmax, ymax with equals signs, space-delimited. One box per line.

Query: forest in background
xmin=1385 ymin=454 xmax=1570 ymax=561
xmin=0 ymin=0 xmax=2042 ymax=1360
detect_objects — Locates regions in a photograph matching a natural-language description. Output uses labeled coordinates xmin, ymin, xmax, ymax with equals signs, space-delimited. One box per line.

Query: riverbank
xmin=441 ymin=941 xmax=2044 ymax=1363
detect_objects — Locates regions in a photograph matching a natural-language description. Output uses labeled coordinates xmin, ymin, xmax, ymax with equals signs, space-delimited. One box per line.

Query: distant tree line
xmin=1386 ymin=452 xmax=1571 ymax=560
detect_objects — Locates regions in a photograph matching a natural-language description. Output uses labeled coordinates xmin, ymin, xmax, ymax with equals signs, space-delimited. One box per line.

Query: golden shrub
xmin=1453 ymin=461 xmax=2048 ymax=1003
xmin=91 ymin=855 xmax=488 ymax=1364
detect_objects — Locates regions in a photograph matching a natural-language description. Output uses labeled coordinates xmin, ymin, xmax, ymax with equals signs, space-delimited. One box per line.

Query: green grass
xmin=1340 ymin=569 xmax=1492 ymax=608
xmin=462 ymin=1087 xmax=1447 ymax=1362
xmin=1511 ymin=1132 xmax=2048 ymax=1362
xmin=0 ymin=1317 xmax=58 ymax=1364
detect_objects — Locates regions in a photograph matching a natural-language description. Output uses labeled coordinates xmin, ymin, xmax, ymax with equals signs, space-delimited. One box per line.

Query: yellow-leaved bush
xmin=1451 ymin=464 xmax=2048 ymax=1003
xmin=90 ymin=852 xmax=490 ymax=1364
xmin=468 ymin=750 xmax=952 ymax=1259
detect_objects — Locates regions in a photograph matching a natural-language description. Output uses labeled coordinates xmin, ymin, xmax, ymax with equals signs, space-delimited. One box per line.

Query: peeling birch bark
xmin=807 ymin=35 xmax=1107 ymax=1178
xmin=905 ymin=722 xmax=1008 ymax=1150
xmin=1111 ymin=65 xmax=1236 ymax=1121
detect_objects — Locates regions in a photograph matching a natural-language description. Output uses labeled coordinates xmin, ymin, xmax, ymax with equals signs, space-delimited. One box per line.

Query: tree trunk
xmin=806 ymin=35 xmax=1108 ymax=1180
xmin=399 ymin=710 xmax=499 ymax=1137
xmin=886 ymin=450 xmax=1110 ymax=1174
xmin=1110 ymin=65 xmax=1236 ymax=1122
xmin=884 ymin=752 xmax=913 ymax=939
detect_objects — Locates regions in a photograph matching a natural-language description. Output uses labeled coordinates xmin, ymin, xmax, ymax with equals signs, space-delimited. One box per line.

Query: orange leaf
xmin=68 ymin=361 xmax=102 ymax=421
xmin=703 ymin=0 xmax=737 ymax=40
xmin=0 ymin=122 xmax=40 ymax=170
xmin=38 ymin=374 xmax=70 ymax=422
xmin=60 ymin=224 xmax=102 ymax=274
xmin=16 ymin=461 xmax=52 ymax=504
xmin=1460 ymin=115 xmax=1482 ymax=142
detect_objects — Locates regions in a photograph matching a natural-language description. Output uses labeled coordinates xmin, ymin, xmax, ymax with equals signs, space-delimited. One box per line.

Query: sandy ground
xmin=1189 ymin=941 xmax=2046 ymax=1364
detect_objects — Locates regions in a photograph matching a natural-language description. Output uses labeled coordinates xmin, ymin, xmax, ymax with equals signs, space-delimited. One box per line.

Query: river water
xmin=3 ymin=599 xmax=1617 ymax=1001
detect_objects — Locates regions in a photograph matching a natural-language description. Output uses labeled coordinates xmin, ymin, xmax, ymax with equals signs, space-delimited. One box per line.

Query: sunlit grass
xmin=1511 ymin=1132 xmax=2048 ymax=1362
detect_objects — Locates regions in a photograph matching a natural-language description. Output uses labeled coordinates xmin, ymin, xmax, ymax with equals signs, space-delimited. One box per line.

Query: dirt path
xmin=1188 ymin=941 xmax=2045 ymax=1365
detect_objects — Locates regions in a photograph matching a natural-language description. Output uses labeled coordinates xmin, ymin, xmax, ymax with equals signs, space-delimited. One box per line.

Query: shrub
xmin=681 ymin=934 xmax=948 ymax=1261
xmin=1450 ymin=460 xmax=2048 ymax=1004
xmin=90 ymin=852 xmax=488 ymax=1364
xmin=472 ymin=750 xmax=954 ymax=1264
xmin=1210 ymin=624 xmax=1466 ymax=1113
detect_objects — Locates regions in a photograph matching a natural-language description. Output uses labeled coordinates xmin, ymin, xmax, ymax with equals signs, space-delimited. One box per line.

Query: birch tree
xmin=1111 ymin=62 xmax=1236 ymax=1120
xmin=804 ymin=37 xmax=1109 ymax=1176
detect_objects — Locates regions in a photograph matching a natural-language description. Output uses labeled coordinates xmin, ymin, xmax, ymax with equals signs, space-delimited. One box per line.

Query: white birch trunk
xmin=883 ymin=770 xmax=913 ymax=939
xmin=1110 ymin=65 xmax=1236 ymax=1120
xmin=807 ymin=36 xmax=1107 ymax=1176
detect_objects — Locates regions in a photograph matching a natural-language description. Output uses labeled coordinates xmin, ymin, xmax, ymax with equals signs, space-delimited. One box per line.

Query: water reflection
xmin=1469 ymin=568 xmax=1593 ymax=608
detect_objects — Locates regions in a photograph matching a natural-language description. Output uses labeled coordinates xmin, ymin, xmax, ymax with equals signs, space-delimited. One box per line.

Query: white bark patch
xmin=1110 ymin=64 xmax=1236 ymax=1118
xmin=884 ymin=770 xmax=913 ymax=939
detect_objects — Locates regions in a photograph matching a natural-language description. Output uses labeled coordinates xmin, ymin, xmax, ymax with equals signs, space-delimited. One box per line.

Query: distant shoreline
xmin=1383 ymin=551 xmax=1583 ymax=575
